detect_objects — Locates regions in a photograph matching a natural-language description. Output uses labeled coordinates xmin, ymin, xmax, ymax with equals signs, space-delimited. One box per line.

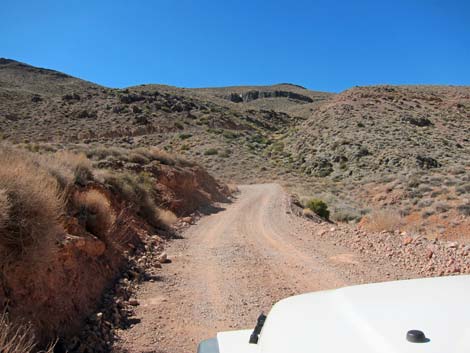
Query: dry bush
xmin=51 ymin=151 xmax=93 ymax=186
xmin=75 ymin=189 xmax=115 ymax=240
xmin=157 ymin=208 xmax=178 ymax=227
xmin=36 ymin=150 xmax=93 ymax=189
xmin=0 ymin=149 xmax=64 ymax=262
xmin=0 ymin=312 xmax=55 ymax=353
xmin=362 ymin=209 xmax=403 ymax=233
xmin=302 ymin=208 xmax=315 ymax=218
xmin=103 ymin=171 xmax=161 ymax=227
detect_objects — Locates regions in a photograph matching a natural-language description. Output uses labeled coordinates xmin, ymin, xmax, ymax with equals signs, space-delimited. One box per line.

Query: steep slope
xmin=1 ymin=58 xmax=470 ymax=239
xmin=0 ymin=59 xmax=317 ymax=183
xmin=284 ymin=85 xmax=470 ymax=238
xmin=286 ymin=85 xmax=470 ymax=180
xmin=0 ymin=58 xmax=99 ymax=95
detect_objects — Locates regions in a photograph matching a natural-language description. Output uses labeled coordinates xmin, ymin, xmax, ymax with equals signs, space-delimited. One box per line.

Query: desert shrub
xmin=332 ymin=207 xmax=362 ymax=222
xmin=456 ymin=183 xmax=470 ymax=195
xmin=174 ymin=122 xmax=184 ymax=130
xmin=127 ymin=151 xmax=150 ymax=164
xmin=204 ymin=148 xmax=218 ymax=156
xmin=86 ymin=146 xmax=125 ymax=161
xmin=179 ymin=133 xmax=192 ymax=140
xmin=74 ymin=190 xmax=115 ymax=240
xmin=103 ymin=171 xmax=160 ymax=227
xmin=417 ymin=199 xmax=433 ymax=208
xmin=418 ymin=185 xmax=433 ymax=194
xmin=222 ymin=130 xmax=239 ymax=139
xmin=39 ymin=151 xmax=93 ymax=188
xmin=83 ymin=146 xmax=193 ymax=167
xmin=363 ymin=209 xmax=402 ymax=232
xmin=457 ymin=204 xmax=470 ymax=216
xmin=422 ymin=209 xmax=435 ymax=218
xmin=305 ymin=199 xmax=330 ymax=219
xmin=0 ymin=149 xmax=64 ymax=262
xmin=434 ymin=202 xmax=450 ymax=213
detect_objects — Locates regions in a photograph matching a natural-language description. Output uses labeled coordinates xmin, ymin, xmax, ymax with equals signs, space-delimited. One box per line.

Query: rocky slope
xmin=1 ymin=58 xmax=469 ymax=239
xmin=283 ymin=85 xmax=470 ymax=238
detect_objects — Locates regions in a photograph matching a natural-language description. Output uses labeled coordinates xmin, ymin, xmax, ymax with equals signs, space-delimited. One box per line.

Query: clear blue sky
xmin=1 ymin=0 xmax=469 ymax=92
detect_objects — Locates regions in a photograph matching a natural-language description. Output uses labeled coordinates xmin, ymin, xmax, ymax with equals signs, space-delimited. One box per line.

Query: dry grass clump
xmin=84 ymin=145 xmax=193 ymax=167
xmin=0 ymin=149 xmax=64 ymax=261
xmin=157 ymin=208 xmax=178 ymax=227
xmin=0 ymin=312 xmax=55 ymax=353
xmin=102 ymin=171 xmax=161 ymax=227
xmin=362 ymin=209 xmax=403 ymax=233
xmin=101 ymin=170 xmax=178 ymax=229
xmin=74 ymin=190 xmax=115 ymax=240
xmin=39 ymin=151 xmax=93 ymax=188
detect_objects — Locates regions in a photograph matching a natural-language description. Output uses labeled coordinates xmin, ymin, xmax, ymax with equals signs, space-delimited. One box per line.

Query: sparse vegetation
xmin=0 ymin=312 xmax=55 ymax=353
xmin=363 ymin=209 xmax=403 ymax=233
xmin=179 ymin=133 xmax=192 ymax=140
xmin=457 ymin=204 xmax=470 ymax=216
xmin=204 ymin=148 xmax=218 ymax=156
xmin=103 ymin=171 xmax=161 ymax=227
xmin=74 ymin=189 xmax=116 ymax=241
xmin=0 ymin=148 xmax=64 ymax=262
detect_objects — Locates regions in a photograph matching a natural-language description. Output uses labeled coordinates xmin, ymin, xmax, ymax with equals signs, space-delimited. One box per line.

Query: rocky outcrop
xmin=224 ymin=90 xmax=314 ymax=103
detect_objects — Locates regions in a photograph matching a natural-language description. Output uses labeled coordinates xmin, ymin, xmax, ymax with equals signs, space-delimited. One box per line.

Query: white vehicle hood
xmin=219 ymin=275 xmax=470 ymax=353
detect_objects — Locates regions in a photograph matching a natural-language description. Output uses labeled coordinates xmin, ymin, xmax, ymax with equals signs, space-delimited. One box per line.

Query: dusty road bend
xmin=116 ymin=183 xmax=403 ymax=353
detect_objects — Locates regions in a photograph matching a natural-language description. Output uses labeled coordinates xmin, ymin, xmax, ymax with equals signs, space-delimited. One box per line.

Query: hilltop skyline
xmin=1 ymin=0 xmax=469 ymax=92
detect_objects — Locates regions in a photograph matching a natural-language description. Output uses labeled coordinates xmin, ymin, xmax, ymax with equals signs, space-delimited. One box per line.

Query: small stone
xmin=426 ymin=249 xmax=433 ymax=259
xmin=157 ymin=252 xmax=169 ymax=263
xmin=446 ymin=241 xmax=458 ymax=249
xmin=402 ymin=236 xmax=413 ymax=245
xmin=129 ymin=299 xmax=139 ymax=306
xmin=182 ymin=216 xmax=193 ymax=224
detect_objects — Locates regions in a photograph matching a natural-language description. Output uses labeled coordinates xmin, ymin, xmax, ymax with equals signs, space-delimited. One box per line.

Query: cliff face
xmin=224 ymin=90 xmax=314 ymax=103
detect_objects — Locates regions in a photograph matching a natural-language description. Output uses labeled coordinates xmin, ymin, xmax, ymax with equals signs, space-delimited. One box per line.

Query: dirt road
xmin=116 ymin=184 xmax=403 ymax=353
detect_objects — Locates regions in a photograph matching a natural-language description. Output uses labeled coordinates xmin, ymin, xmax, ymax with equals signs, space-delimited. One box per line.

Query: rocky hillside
xmin=0 ymin=59 xmax=313 ymax=183
xmin=284 ymin=85 xmax=470 ymax=239
xmin=1 ymin=58 xmax=469 ymax=240
xmin=286 ymin=85 xmax=470 ymax=180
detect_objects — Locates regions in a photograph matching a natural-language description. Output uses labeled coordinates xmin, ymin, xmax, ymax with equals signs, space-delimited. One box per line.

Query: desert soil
xmin=115 ymin=184 xmax=423 ymax=353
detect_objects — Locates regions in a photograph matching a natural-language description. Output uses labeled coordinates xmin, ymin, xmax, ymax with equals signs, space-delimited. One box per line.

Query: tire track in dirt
xmin=115 ymin=184 xmax=404 ymax=353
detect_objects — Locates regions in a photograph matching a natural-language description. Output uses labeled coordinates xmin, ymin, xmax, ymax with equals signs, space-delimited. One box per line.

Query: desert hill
xmin=1 ymin=58 xmax=469 ymax=239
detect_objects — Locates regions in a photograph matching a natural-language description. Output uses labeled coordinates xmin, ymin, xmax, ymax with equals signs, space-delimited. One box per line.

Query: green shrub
xmin=204 ymin=148 xmax=218 ymax=156
xmin=457 ymin=204 xmax=470 ymax=216
xmin=179 ymin=133 xmax=192 ymax=140
xmin=103 ymin=171 xmax=160 ymax=227
xmin=305 ymin=199 xmax=330 ymax=219
xmin=222 ymin=130 xmax=239 ymax=139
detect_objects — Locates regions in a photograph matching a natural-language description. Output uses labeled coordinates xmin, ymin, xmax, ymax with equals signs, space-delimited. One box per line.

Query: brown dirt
xmin=115 ymin=184 xmax=418 ymax=353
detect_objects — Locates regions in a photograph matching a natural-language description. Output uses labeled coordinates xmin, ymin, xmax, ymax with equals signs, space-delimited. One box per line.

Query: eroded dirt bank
xmin=116 ymin=184 xmax=439 ymax=353
xmin=0 ymin=146 xmax=229 ymax=352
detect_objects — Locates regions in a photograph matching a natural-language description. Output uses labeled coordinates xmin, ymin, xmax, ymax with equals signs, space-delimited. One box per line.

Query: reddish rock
xmin=402 ymin=236 xmax=413 ymax=246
